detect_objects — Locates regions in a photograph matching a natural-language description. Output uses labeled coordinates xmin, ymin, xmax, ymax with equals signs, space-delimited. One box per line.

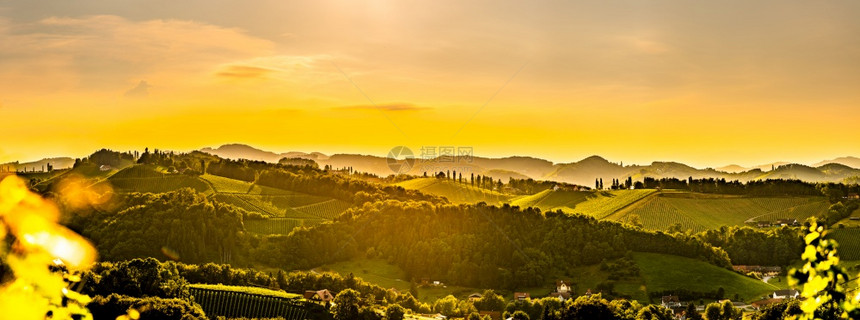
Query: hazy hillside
xmin=200 ymin=144 xmax=328 ymax=163
xmin=815 ymin=156 xmax=860 ymax=169
xmin=196 ymin=144 xmax=860 ymax=184
xmin=1 ymin=156 xmax=75 ymax=172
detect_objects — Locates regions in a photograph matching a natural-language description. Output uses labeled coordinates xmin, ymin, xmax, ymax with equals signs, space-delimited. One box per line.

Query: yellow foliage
xmin=0 ymin=175 xmax=98 ymax=320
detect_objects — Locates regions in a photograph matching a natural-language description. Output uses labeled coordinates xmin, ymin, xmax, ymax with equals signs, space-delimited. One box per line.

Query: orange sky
xmin=0 ymin=1 xmax=858 ymax=168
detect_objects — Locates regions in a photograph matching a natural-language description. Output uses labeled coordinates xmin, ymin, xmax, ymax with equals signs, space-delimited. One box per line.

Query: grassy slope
xmin=317 ymin=253 xmax=776 ymax=303
xmin=607 ymin=192 xmax=828 ymax=232
xmin=510 ymin=189 xmax=655 ymax=219
xmin=395 ymin=178 xmax=512 ymax=205
xmin=836 ymin=207 xmax=860 ymax=228
xmin=633 ymin=252 xmax=778 ymax=302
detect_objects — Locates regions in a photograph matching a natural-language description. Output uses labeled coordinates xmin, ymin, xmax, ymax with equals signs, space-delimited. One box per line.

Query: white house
xmin=772 ymin=289 xmax=799 ymax=299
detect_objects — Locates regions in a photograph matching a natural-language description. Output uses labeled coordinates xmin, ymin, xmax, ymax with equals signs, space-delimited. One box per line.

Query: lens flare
xmin=0 ymin=175 xmax=98 ymax=319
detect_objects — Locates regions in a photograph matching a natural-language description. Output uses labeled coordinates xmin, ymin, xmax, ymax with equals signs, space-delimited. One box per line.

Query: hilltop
xmin=193 ymin=144 xmax=860 ymax=185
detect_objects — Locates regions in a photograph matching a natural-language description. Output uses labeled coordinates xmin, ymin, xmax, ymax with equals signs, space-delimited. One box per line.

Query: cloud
xmin=216 ymin=65 xmax=274 ymax=79
xmin=0 ymin=15 xmax=275 ymax=96
xmin=336 ymin=103 xmax=430 ymax=112
xmin=124 ymin=80 xmax=150 ymax=97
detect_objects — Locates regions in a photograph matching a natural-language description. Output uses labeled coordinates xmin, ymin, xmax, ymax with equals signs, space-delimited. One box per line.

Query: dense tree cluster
xmin=278 ymin=157 xmax=319 ymax=168
xmin=207 ymin=158 xmax=259 ymax=182
xmin=256 ymin=168 xmax=445 ymax=204
xmin=88 ymin=294 xmax=207 ymax=320
xmin=70 ymin=189 xmax=248 ymax=264
xmin=694 ymin=226 xmax=804 ymax=266
xmin=253 ymin=201 xmax=730 ymax=289
xmin=641 ymin=178 xmax=827 ymax=197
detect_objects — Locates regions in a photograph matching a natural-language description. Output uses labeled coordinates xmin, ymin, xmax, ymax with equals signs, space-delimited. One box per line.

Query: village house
xmin=549 ymin=280 xmax=573 ymax=301
xmin=513 ymin=292 xmax=530 ymax=301
xmin=848 ymin=193 xmax=859 ymax=200
xmin=99 ymin=164 xmax=112 ymax=171
xmin=661 ymin=295 xmax=681 ymax=309
xmin=772 ymin=289 xmax=799 ymax=299
xmin=304 ymin=289 xmax=335 ymax=306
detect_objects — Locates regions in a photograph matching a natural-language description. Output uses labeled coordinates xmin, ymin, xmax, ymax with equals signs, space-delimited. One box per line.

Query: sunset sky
xmin=1 ymin=0 xmax=858 ymax=168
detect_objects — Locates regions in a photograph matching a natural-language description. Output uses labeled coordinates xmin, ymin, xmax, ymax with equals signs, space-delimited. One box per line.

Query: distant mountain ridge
xmin=200 ymin=144 xmax=328 ymax=163
xmin=1 ymin=157 xmax=75 ymax=172
xmin=194 ymin=144 xmax=860 ymax=185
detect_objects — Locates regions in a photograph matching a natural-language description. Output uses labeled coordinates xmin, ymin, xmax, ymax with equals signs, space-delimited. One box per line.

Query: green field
xmin=607 ymin=192 xmax=828 ymax=232
xmin=317 ymin=253 xmax=775 ymax=303
xmin=836 ymin=208 xmax=860 ymax=228
xmin=319 ymin=258 xmax=484 ymax=302
xmin=395 ymin=178 xmax=512 ymax=205
xmin=510 ymin=189 xmax=656 ymax=219
xmin=633 ymin=252 xmax=778 ymax=301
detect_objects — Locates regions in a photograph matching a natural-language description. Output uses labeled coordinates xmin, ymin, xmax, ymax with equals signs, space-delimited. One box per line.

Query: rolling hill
xmin=814 ymin=156 xmax=860 ymax=169
xmin=509 ymin=189 xmax=657 ymax=219
xmin=195 ymin=144 xmax=860 ymax=185
xmin=317 ymin=253 xmax=779 ymax=303
xmin=606 ymin=192 xmax=829 ymax=232
xmin=100 ymin=165 xmax=354 ymax=235
xmin=395 ymin=177 xmax=512 ymax=204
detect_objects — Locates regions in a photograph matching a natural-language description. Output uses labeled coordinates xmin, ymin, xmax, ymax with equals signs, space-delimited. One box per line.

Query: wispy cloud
xmin=124 ymin=80 xmax=151 ymax=97
xmin=216 ymin=65 xmax=274 ymax=79
xmin=335 ymin=103 xmax=430 ymax=112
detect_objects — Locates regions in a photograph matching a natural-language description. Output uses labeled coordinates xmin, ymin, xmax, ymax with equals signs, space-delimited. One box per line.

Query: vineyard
xmin=510 ymin=189 xmax=656 ymax=219
xmin=245 ymin=218 xmax=325 ymax=235
xmin=295 ymin=199 xmax=354 ymax=219
xmin=395 ymin=178 xmax=512 ymax=204
xmin=108 ymin=176 xmax=213 ymax=194
xmin=202 ymin=174 xmax=255 ymax=193
xmin=608 ymin=193 xmax=829 ymax=232
xmin=189 ymin=284 xmax=309 ymax=319
xmin=827 ymin=228 xmax=860 ymax=260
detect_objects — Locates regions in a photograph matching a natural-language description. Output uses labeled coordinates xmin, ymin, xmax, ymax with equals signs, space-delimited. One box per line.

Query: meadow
xmin=607 ymin=192 xmax=828 ymax=232
xmin=102 ymin=166 xmax=353 ymax=235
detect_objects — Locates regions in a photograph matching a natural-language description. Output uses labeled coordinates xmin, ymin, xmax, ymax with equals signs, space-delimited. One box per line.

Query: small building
xmin=756 ymin=221 xmax=772 ymax=228
xmin=99 ymin=164 xmax=112 ymax=171
xmin=775 ymin=219 xmax=799 ymax=227
xmin=772 ymin=289 xmax=799 ymax=299
xmin=468 ymin=293 xmax=483 ymax=302
xmin=847 ymin=193 xmax=859 ymax=200
xmin=556 ymin=280 xmax=572 ymax=293
xmin=661 ymin=295 xmax=681 ymax=309
xmin=304 ymin=289 xmax=335 ymax=305
xmin=513 ymin=292 xmax=530 ymax=301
